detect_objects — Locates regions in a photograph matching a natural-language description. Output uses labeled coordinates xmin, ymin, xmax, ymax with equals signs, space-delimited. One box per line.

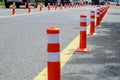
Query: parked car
xmin=72 ymin=0 xmax=81 ymax=4
xmin=100 ymin=0 xmax=110 ymax=5
xmin=4 ymin=0 xmax=38 ymax=8
xmin=45 ymin=0 xmax=60 ymax=7
xmin=91 ymin=0 xmax=99 ymax=5
xmin=60 ymin=0 xmax=73 ymax=5
xmin=44 ymin=0 xmax=74 ymax=7
xmin=116 ymin=0 xmax=120 ymax=5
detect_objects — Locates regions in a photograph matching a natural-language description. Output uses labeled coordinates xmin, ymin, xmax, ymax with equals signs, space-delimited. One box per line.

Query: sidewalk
xmin=62 ymin=7 xmax=120 ymax=80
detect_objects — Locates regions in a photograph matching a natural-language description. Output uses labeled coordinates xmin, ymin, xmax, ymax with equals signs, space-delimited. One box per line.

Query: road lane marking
xmin=0 ymin=10 xmax=9 ymax=12
xmin=34 ymin=35 xmax=80 ymax=80
xmin=34 ymin=24 xmax=90 ymax=80
xmin=0 ymin=11 xmax=43 ymax=19
xmin=0 ymin=8 xmax=82 ymax=19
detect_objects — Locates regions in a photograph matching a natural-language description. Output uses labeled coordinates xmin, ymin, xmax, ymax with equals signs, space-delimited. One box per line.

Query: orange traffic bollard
xmin=12 ymin=2 xmax=16 ymax=15
xmin=24 ymin=2 xmax=26 ymax=10
xmin=74 ymin=4 xmax=76 ymax=8
xmin=46 ymin=27 xmax=61 ymax=80
xmin=52 ymin=3 xmax=55 ymax=8
xmin=48 ymin=3 xmax=50 ymax=11
xmin=89 ymin=10 xmax=96 ymax=35
xmin=39 ymin=3 xmax=43 ymax=12
xmin=99 ymin=7 xmax=103 ymax=22
xmin=76 ymin=14 xmax=90 ymax=52
xmin=28 ymin=3 xmax=31 ymax=13
xmin=72 ymin=4 xmax=74 ymax=8
xmin=96 ymin=9 xmax=100 ymax=27
xmin=68 ymin=3 xmax=70 ymax=8
xmin=34 ymin=2 xmax=36 ymax=9
xmin=64 ymin=3 xmax=66 ymax=9
xmin=102 ymin=7 xmax=106 ymax=20
xmin=60 ymin=4 xmax=62 ymax=10
xmin=55 ymin=3 xmax=57 ymax=10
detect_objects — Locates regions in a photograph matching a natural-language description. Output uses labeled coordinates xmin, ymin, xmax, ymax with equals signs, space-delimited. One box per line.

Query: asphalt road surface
xmin=62 ymin=7 xmax=120 ymax=80
xmin=0 ymin=5 xmax=120 ymax=80
xmin=0 ymin=6 xmax=96 ymax=80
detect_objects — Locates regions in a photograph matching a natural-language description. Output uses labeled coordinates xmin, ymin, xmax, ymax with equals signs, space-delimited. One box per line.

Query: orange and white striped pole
xmin=64 ymin=3 xmax=66 ymax=9
xmin=52 ymin=3 xmax=55 ymax=8
xmin=89 ymin=10 xmax=96 ymax=35
xmin=28 ymin=3 xmax=31 ymax=13
xmin=74 ymin=3 xmax=76 ymax=8
xmin=24 ymin=2 xmax=26 ymax=10
xmin=102 ymin=7 xmax=106 ymax=19
xmin=68 ymin=3 xmax=70 ymax=8
xmin=60 ymin=4 xmax=62 ymax=10
xmin=12 ymin=2 xmax=16 ymax=15
xmin=48 ymin=3 xmax=50 ymax=11
xmin=34 ymin=2 xmax=36 ymax=9
xmin=46 ymin=27 xmax=61 ymax=80
xmin=76 ymin=14 xmax=90 ymax=52
xmin=99 ymin=7 xmax=103 ymax=22
xmin=102 ymin=6 xmax=108 ymax=21
xmin=96 ymin=9 xmax=100 ymax=27
xmin=39 ymin=3 xmax=43 ymax=12
xmin=55 ymin=3 xmax=57 ymax=10
xmin=67 ymin=3 xmax=69 ymax=8
xmin=72 ymin=4 xmax=74 ymax=8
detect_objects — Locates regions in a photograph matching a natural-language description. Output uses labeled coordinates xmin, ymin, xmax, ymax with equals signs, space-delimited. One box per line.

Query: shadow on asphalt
xmin=62 ymin=21 xmax=120 ymax=80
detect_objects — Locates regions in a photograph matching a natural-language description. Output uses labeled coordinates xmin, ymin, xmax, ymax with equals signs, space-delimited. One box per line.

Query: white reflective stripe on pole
xmin=47 ymin=52 xmax=60 ymax=62
xmin=97 ymin=15 xmax=100 ymax=17
xmin=80 ymin=27 xmax=86 ymax=31
xmin=80 ymin=18 xmax=86 ymax=22
xmin=100 ymin=10 xmax=102 ymax=14
xmin=90 ymin=18 xmax=95 ymax=22
xmin=91 ymin=13 xmax=95 ymax=16
xmin=47 ymin=34 xmax=59 ymax=43
xmin=97 ymin=9 xmax=100 ymax=17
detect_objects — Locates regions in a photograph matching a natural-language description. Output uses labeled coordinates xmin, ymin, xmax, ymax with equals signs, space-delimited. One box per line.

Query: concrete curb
xmin=0 ymin=6 xmax=4 ymax=8
xmin=111 ymin=6 xmax=120 ymax=8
